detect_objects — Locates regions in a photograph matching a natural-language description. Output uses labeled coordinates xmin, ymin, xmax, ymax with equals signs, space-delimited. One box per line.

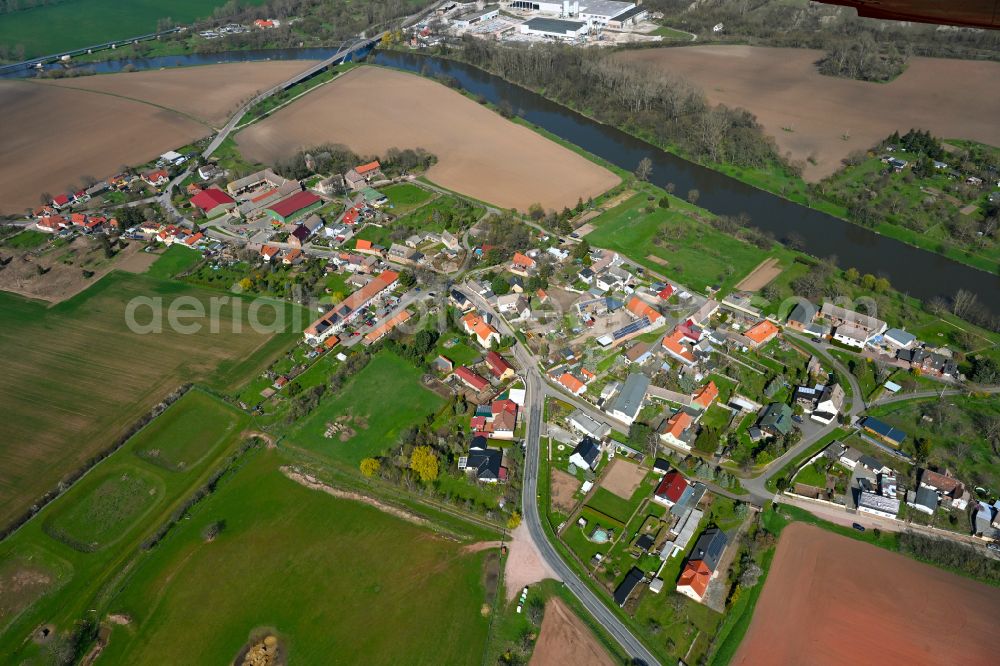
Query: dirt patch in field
xmin=281 ymin=466 xmax=432 ymax=528
xmin=600 ymin=458 xmax=645 ymax=500
xmin=43 ymin=61 xmax=317 ymax=127
xmin=646 ymin=254 xmax=669 ymax=266
xmin=529 ymin=598 xmax=613 ymax=666
xmin=550 ymin=468 xmax=580 ymax=513
xmin=615 ymin=47 xmax=1000 ymax=181
xmin=0 ymin=81 xmax=207 ymax=214
xmin=0 ymin=237 xmax=146 ymax=303
xmin=505 ymin=522 xmax=560 ymax=602
xmin=734 ymin=257 xmax=782 ymax=292
xmin=732 ymin=522 xmax=1000 ymax=665
xmin=236 ymin=66 xmax=619 ymax=211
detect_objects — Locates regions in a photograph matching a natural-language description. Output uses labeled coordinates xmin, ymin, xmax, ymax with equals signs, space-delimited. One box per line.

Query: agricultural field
xmin=585 ymin=190 xmax=767 ymax=292
xmin=0 ymin=268 xmax=302 ymax=529
xmin=0 ymin=390 xmax=251 ymax=660
xmin=236 ymin=65 xmax=619 ymax=211
xmin=733 ymin=523 xmax=1000 ymax=664
xmin=615 ymin=46 xmax=1000 ymax=181
xmin=867 ymin=395 xmax=1000 ymax=492
xmin=98 ymin=449 xmax=493 ymax=665
xmin=288 ymin=350 xmax=445 ymax=467
xmin=42 ymin=60 xmax=316 ymax=127
xmin=382 ymin=182 xmax=437 ymax=214
xmin=0 ymin=0 xmax=266 ymax=58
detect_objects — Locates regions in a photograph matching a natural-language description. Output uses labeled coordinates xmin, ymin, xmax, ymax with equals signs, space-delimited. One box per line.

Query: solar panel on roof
xmin=613 ymin=316 xmax=650 ymax=340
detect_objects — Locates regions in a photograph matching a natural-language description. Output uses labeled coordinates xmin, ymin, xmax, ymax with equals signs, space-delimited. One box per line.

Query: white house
xmin=569 ymin=437 xmax=602 ymax=471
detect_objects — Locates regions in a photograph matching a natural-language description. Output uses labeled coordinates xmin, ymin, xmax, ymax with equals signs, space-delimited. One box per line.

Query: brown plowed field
xmin=0 ymin=81 xmax=204 ymax=214
xmin=733 ymin=522 xmax=1000 ymax=665
xmin=42 ymin=61 xmax=317 ymax=126
xmin=236 ymin=66 xmax=619 ymax=211
xmin=529 ymin=598 xmax=613 ymax=666
xmin=615 ymin=46 xmax=1000 ymax=180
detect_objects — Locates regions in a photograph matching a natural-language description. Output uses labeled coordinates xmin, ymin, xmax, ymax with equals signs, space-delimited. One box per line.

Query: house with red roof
xmin=35 ymin=215 xmax=65 ymax=233
xmin=662 ymin=328 xmax=696 ymax=366
xmin=510 ymin=252 xmax=536 ymax=275
xmin=455 ymin=366 xmax=489 ymax=393
xmin=282 ymin=248 xmax=303 ymax=265
xmin=658 ymin=412 xmax=694 ymax=451
xmin=744 ymin=320 xmax=779 ymax=348
xmin=657 ymin=284 xmax=675 ymax=301
xmin=260 ymin=245 xmax=280 ymax=262
xmin=461 ymin=312 xmax=501 ymax=349
xmin=143 ymin=169 xmax=169 ymax=187
xmin=626 ymin=295 xmax=664 ymax=325
xmin=303 ymin=270 xmax=399 ymax=344
xmin=266 ymin=191 xmax=322 ymax=224
xmin=676 ymin=528 xmax=728 ymax=603
xmin=485 ymin=351 xmax=515 ymax=380
xmin=653 ymin=470 xmax=689 ymax=507
xmin=355 ymin=160 xmax=382 ymax=178
xmin=558 ymin=372 xmax=586 ymax=396
xmin=52 ymin=193 xmax=72 ymax=209
xmin=691 ymin=381 xmax=719 ymax=410
xmin=191 ymin=187 xmax=236 ymax=218
xmin=182 ymin=232 xmax=204 ymax=247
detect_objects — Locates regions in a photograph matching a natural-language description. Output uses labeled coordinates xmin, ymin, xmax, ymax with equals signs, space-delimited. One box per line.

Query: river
xmin=5 ymin=46 xmax=998 ymax=312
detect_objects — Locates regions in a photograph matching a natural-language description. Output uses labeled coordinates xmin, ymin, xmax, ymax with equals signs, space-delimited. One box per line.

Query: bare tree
xmin=634 ymin=157 xmax=653 ymax=182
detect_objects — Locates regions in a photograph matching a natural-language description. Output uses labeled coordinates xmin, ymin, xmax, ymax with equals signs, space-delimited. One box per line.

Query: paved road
xmin=870 ymin=385 xmax=1000 ymax=406
xmin=459 ymin=284 xmax=660 ymax=665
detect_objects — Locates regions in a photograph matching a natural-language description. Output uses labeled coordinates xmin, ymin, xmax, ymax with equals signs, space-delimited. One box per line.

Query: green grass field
xmin=132 ymin=389 xmax=243 ymax=471
xmin=290 ymin=351 xmax=445 ymax=467
xmin=143 ymin=245 xmax=203 ymax=280
xmin=0 ymin=390 xmax=251 ymax=661
xmin=0 ymin=0 xmax=266 ymax=59
xmin=99 ymin=449 xmax=491 ymax=665
xmin=0 ymin=270 xmax=302 ymax=528
xmin=1 ymin=229 xmax=50 ymax=249
xmin=383 ymin=182 xmax=436 ymax=214
xmin=585 ymin=190 xmax=767 ymax=292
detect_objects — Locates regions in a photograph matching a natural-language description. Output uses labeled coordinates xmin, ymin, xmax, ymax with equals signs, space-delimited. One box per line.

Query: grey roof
xmin=858 ymin=455 xmax=883 ymax=471
xmin=689 ymin=527 xmax=727 ymax=572
xmin=466 ymin=448 xmax=502 ymax=481
xmin=613 ymin=567 xmax=644 ymax=606
xmin=758 ymin=402 xmax=793 ymax=435
xmin=580 ymin=0 xmax=634 ymax=18
xmin=671 ymin=482 xmax=706 ymax=517
xmin=884 ymin=328 xmax=916 ymax=346
xmin=788 ymin=301 xmax=817 ymax=324
xmin=524 ymin=17 xmax=587 ymax=33
xmin=611 ymin=5 xmax=647 ymax=21
xmin=609 ymin=372 xmax=649 ymax=419
xmin=913 ymin=486 xmax=939 ymax=511
xmin=571 ymin=436 xmax=601 ymax=467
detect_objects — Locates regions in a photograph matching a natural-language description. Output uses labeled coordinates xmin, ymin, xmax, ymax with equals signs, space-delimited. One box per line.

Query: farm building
xmin=860 ymin=416 xmax=907 ymax=447
xmin=190 ymin=187 xmax=236 ymax=218
xmin=267 ymin=191 xmax=322 ymax=223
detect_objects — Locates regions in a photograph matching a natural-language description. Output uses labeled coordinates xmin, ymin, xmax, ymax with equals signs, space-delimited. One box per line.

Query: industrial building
xmin=452 ymin=4 xmax=501 ymax=28
xmin=519 ymin=16 xmax=588 ymax=39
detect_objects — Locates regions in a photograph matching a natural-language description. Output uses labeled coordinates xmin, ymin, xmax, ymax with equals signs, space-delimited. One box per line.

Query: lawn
xmin=587 ymin=487 xmax=637 ymax=524
xmin=382 ymin=182 xmax=436 ymax=214
xmin=701 ymin=404 xmax=733 ymax=431
xmin=143 ymin=245 xmax=203 ymax=280
xmin=1 ymin=229 xmax=50 ymax=249
xmin=0 ymin=390 xmax=251 ymax=661
xmin=0 ymin=0 xmax=266 ymax=58
xmin=289 ymin=350 xmax=445 ymax=467
xmin=585 ymin=190 xmax=767 ymax=293
xmin=99 ymin=449 xmax=492 ymax=665
xmin=0 ymin=271 xmax=300 ymax=528
xmin=435 ymin=336 xmax=482 ymax=367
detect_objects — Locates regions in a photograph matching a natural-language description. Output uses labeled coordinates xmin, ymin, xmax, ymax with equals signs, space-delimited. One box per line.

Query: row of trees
xmin=456 ymin=38 xmax=783 ymax=172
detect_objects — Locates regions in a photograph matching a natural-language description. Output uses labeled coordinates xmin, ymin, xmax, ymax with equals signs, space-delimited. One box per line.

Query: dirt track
xmin=42 ymin=61 xmax=317 ymax=127
xmin=616 ymin=46 xmax=1000 ymax=180
xmin=732 ymin=522 xmax=1000 ymax=665
xmin=529 ymin=598 xmax=613 ymax=666
xmin=236 ymin=66 xmax=620 ymax=210
xmin=734 ymin=257 xmax=781 ymax=292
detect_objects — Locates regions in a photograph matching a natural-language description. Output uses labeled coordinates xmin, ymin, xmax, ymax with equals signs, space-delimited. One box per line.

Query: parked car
xmin=792 ymin=415 xmax=803 ymax=424
xmin=852 ymin=523 xmax=866 ymax=532
xmin=988 ymin=543 xmax=1000 ymax=553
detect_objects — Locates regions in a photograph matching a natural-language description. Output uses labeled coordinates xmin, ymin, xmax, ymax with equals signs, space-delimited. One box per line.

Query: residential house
xmin=578 ymin=267 xmax=594 ymax=284
xmin=510 ymin=252 xmax=536 ymax=276
xmin=567 ymin=410 xmax=611 ymax=440
xmin=607 ymin=372 xmax=649 ymax=425
xmin=461 ymin=312 xmax=501 ymax=348
xmin=676 ymin=528 xmax=728 ymax=603
xmin=837 ymin=445 xmax=863 ymax=469
xmin=744 ymin=320 xmax=780 ymax=348
xmin=973 ymin=502 xmax=1000 ymax=541
xmin=658 ymin=412 xmax=694 ymax=451
xmin=653 ymin=470 xmax=690 ymax=508
xmin=440 ymin=230 xmax=460 ymax=250
xmin=691 ymin=381 xmax=719 ymax=410
xmin=455 ymin=366 xmax=490 ymax=393
xmin=883 ymin=328 xmax=917 ymax=349
xmin=497 ymin=293 xmax=531 ymax=320
xmin=857 ymin=491 xmax=900 ymax=519
xmin=626 ymin=296 xmax=664 ymax=326
xmin=558 ymin=372 xmax=586 ymax=396
xmin=906 ymin=486 xmax=939 ymax=515
xmin=652 ymin=458 xmax=671 ymax=476
xmin=143 ymin=169 xmax=169 ymax=187
xmin=260 ymin=245 xmax=280 ymax=262
xmin=355 ymin=160 xmax=382 ymax=181
xmin=569 ymin=436 xmax=602 ymax=471
xmin=662 ymin=328 xmax=696 ymax=366
xmin=460 ymin=436 xmax=504 ymax=483
xmin=489 ymin=399 xmax=519 ymax=439
xmin=613 ymin=567 xmax=644 ymax=607
xmin=919 ymin=469 xmax=970 ymax=511
xmin=450 ymin=289 xmax=474 ymax=312
xmin=485 ymin=351 xmax=515 ymax=381
xmin=758 ymin=402 xmax=793 ymax=437
xmin=303 ymin=270 xmax=398 ymax=344
xmin=388 ymin=243 xmax=419 ymax=266
xmin=344 ymin=170 xmax=367 ymax=191
xmin=821 ymin=303 xmax=887 ymax=346
xmin=624 ymin=341 xmax=652 ymax=365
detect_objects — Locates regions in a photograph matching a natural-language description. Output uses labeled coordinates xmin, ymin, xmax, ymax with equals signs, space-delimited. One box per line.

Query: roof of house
xmin=661 ymin=412 xmax=693 ymax=441
xmin=461 ymin=312 xmax=499 ymax=344
xmin=692 ymin=381 xmax=719 ymax=409
xmin=268 ymin=190 xmax=320 ymax=217
xmin=305 ymin=270 xmax=398 ymax=337
xmin=356 ymin=239 xmax=373 ymax=251
xmin=571 ymin=436 xmax=601 ymax=468
xmin=455 ymin=366 xmax=489 ymax=392
xmin=626 ymin=295 xmax=663 ymax=323
xmin=609 ymin=372 xmax=649 ymax=419
xmin=690 ymin=527 xmax=727 ymax=571
xmin=559 ymin=372 xmax=585 ymax=394
xmin=625 ymin=341 xmax=651 ymax=362
xmin=745 ymin=320 xmax=779 ymax=345
xmin=355 ymin=160 xmax=381 ymax=174
xmin=655 ymin=470 xmax=689 ymax=504
xmin=912 ymin=486 xmax=939 ymax=511
xmin=653 ymin=458 xmax=670 ymax=472
xmin=884 ymin=328 xmax=917 ymax=346
xmin=261 ymin=244 xmax=280 ymax=258
xmin=920 ymin=469 xmax=963 ymax=494
xmin=191 ymin=187 xmax=235 ymax=211
xmin=467 ymin=447 xmax=502 ymax=481
xmin=511 ymin=252 xmax=535 ymax=268
xmin=759 ymin=402 xmax=793 ymax=435
xmin=662 ymin=329 xmax=695 ymax=363
xmin=485 ymin=351 xmax=514 ymax=377
xmin=613 ymin=567 xmax=644 ymax=606
xmin=787 ymin=301 xmax=817 ymax=324
xmin=364 ymin=309 xmax=411 ymax=343
xmin=677 ymin=559 xmax=712 ymax=598
xmin=821 ymin=302 xmax=886 ymax=333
